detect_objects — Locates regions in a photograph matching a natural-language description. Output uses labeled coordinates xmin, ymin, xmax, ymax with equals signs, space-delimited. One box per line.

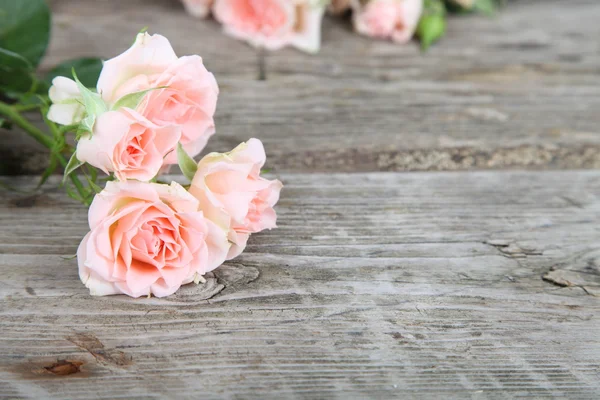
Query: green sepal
xmin=62 ymin=152 xmax=84 ymax=184
xmin=72 ymin=68 xmax=107 ymax=133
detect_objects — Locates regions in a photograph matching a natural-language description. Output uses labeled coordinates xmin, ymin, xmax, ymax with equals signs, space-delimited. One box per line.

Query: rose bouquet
xmin=0 ymin=2 xmax=281 ymax=298
xmin=64 ymin=32 xmax=282 ymax=298
xmin=180 ymin=0 xmax=504 ymax=52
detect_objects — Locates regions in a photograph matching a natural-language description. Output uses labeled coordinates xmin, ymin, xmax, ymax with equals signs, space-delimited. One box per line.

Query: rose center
xmin=123 ymin=135 xmax=147 ymax=168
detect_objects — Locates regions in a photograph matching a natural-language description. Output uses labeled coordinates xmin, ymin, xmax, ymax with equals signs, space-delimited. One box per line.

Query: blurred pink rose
xmin=189 ymin=138 xmax=283 ymax=260
xmin=78 ymin=181 xmax=230 ymax=298
xmin=181 ymin=0 xmax=214 ymax=17
xmin=97 ymin=33 xmax=219 ymax=162
xmin=352 ymin=0 xmax=423 ymax=43
xmin=213 ymin=0 xmax=325 ymax=53
xmin=76 ymin=108 xmax=181 ymax=181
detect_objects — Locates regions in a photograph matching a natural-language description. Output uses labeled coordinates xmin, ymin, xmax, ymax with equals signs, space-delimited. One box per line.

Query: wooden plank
xmin=3 ymin=0 xmax=600 ymax=174
xmin=1 ymin=171 xmax=599 ymax=398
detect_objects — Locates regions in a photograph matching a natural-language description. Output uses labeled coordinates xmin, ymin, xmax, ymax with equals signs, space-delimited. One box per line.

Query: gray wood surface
xmin=2 ymin=0 xmax=600 ymax=174
xmin=2 ymin=0 xmax=600 ymax=398
xmin=1 ymin=172 xmax=599 ymax=399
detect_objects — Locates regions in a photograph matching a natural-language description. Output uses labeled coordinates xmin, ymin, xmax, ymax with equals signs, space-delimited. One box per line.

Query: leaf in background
xmin=177 ymin=143 xmax=198 ymax=182
xmin=418 ymin=0 xmax=447 ymax=51
xmin=0 ymin=47 xmax=35 ymax=94
xmin=417 ymin=14 xmax=446 ymax=50
xmin=46 ymin=58 xmax=103 ymax=88
xmin=0 ymin=0 xmax=51 ymax=68
xmin=0 ymin=47 xmax=31 ymax=69
xmin=16 ymin=93 xmax=46 ymax=108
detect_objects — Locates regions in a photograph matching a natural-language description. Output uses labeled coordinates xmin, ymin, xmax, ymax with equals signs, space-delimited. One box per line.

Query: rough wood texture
xmin=2 ymin=0 xmax=600 ymax=174
xmin=1 ymin=172 xmax=599 ymax=398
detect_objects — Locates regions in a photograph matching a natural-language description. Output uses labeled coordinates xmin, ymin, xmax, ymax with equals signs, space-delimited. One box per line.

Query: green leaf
xmin=0 ymin=47 xmax=36 ymax=94
xmin=417 ymin=13 xmax=447 ymax=51
xmin=111 ymin=87 xmax=165 ymax=111
xmin=46 ymin=58 xmax=103 ymax=88
xmin=0 ymin=0 xmax=51 ymax=68
xmin=177 ymin=143 xmax=198 ymax=182
xmin=0 ymin=47 xmax=31 ymax=69
xmin=62 ymin=152 xmax=84 ymax=184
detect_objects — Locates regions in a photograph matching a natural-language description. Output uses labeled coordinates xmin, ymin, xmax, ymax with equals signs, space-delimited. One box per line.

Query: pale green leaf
xmin=177 ymin=143 xmax=198 ymax=182
xmin=111 ymin=87 xmax=165 ymax=111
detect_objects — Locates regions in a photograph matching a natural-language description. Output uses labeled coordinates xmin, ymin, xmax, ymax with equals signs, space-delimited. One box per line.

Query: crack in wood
xmin=543 ymin=267 xmax=600 ymax=297
xmin=66 ymin=333 xmax=132 ymax=367
xmin=257 ymin=50 xmax=267 ymax=81
xmin=484 ymin=240 xmax=543 ymax=259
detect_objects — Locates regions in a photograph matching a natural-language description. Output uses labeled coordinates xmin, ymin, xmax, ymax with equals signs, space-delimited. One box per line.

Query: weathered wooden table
xmin=1 ymin=0 xmax=599 ymax=398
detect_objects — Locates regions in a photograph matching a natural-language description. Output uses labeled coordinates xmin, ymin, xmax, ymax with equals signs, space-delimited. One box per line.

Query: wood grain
xmin=2 ymin=0 xmax=600 ymax=174
xmin=1 ymin=171 xmax=599 ymax=398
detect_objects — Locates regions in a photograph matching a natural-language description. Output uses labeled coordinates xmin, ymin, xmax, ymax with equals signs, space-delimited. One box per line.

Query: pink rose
xmin=97 ymin=33 xmax=219 ymax=162
xmin=181 ymin=0 xmax=214 ymax=18
xmin=78 ymin=181 xmax=230 ymax=298
xmin=352 ymin=0 xmax=423 ymax=43
xmin=76 ymin=108 xmax=181 ymax=181
xmin=189 ymin=138 xmax=283 ymax=260
xmin=213 ymin=0 xmax=325 ymax=53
